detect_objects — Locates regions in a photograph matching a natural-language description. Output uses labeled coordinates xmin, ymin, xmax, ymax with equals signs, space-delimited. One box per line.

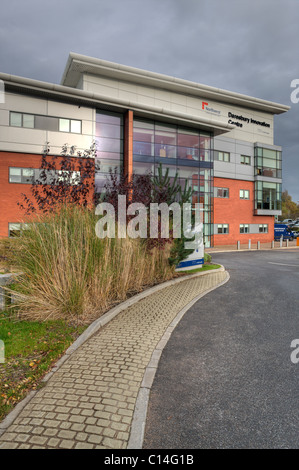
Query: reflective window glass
xmin=10 ymin=112 xmax=22 ymax=127
xmin=70 ymin=120 xmax=81 ymax=134
xmin=23 ymin=114 xmax=34 ymax=128
xmin=59 ymin=119 xmax=70 ymax=132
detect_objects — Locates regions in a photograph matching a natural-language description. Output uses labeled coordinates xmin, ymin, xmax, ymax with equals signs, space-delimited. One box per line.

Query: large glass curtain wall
xmin=255 ymin=181 xmax=282 ymax=211
xmin=133 ymin=118 xmax=214 ymax=247
xmin=255 ymin=147 xmax=282 ymax=179
xmin=95 ymin=110 xmax=124 ymax=194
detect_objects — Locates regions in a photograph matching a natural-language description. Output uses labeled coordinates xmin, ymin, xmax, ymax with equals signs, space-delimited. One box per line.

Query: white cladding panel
xmin=0 ymin=92 xmax=94 ymax=155
xmin=82 ymin=73 xmax=274 ymax=145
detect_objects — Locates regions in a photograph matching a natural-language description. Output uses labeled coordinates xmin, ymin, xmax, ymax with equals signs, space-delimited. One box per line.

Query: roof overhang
xmin=61 ymin=52 xmax=290 ymax=115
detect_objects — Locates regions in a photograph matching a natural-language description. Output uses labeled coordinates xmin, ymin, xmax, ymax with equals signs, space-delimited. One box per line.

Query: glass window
xmin=132 ymin=117 xmax=213 ymax=246
xmin=155 ymin=130 xmax=176 ymax=146
xmin=70 ymin=120 xmax=81 ymax=134
xmin=216 ymin=151 xmax=230 ymax=162
xmin=8 ymin=223 xmax=22 ymax=237
xmin=23 ymin=114 xmax=34 ymax=128
xmin=9 ymin=167 xmax=22 ymax=183
xmin=97 ymin=138 xmax=122 ymax=153
xmin=240 ymin=189 xmax=250 ymax=199
xmin=177 ymin=147 xmax=199 ymax=161
xmin=259 ymin=224 xmax=268 ymax=233
xmin=96 ymin=112 xmax=122 ymax=125
xmin=241 ymin=155 xmax=251 ymax=165
xmin=254 ymin=146 xmax=282 ymax=179
xmin=59 ymin=118 xmax=70 ymax=132
xmin=177 ymin=130 xmax=199 ymax=149
xmin=255 ymin=181 xmax=281 ymax=211
xmin=133 ymin=127 xmax=154 ymax=143
xmin=10 ymin=112 xmax=22 ymax=127
xmin=240 ymin=224 xmax=249 ymax=234
xmin=200 ymin=133 xmax=212 ymax=149
xmin=216 ymin=188 xmax=229 ymax=198
xmin=217 ymin=224 xmax=229 ymax=234
xmin=155 ymin=144 xmax=176 ymax=159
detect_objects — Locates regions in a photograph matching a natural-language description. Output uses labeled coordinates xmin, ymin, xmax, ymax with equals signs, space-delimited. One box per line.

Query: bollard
xmin=237 ymin=241 xmax=240 ymax=250
xmin=257 ymin=241 xmax=260 ymax=250
xmin=286 ymin=239 xmax=289 ymax=248
xmin=271 ymin=240 xmax=275 ymax=249
xmin=0 ymin=274 xmax=15 ymax=311
xmin=248 ymin=239 xmax=251 ymax=250
xmin=280 ymin=236 xmax=283 ymax=248
xmin=297 ymin=236 xmax=299 ymax=247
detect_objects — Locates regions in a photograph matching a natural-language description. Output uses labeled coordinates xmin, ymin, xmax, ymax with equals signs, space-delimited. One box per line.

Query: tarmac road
xmin=142 ymin=249 xmax=299 ymax=449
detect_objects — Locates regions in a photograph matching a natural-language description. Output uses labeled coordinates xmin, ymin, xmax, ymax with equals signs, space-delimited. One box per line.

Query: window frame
xmin=216 ymin=151 xmax=230 ymax=162
xmin=240 ymin=155 xmax=251 ymax=165
xmin=215 ymin=187 xmax=229 ymax=198
xmin=240 ymin=189 xmax=250 ymax=200
xmin=240 ymin=224 xmax=250 ymax=234
xmin=9 ymin=111 xmax=82 ymax=134
xmin=217 ymin=224 xmax=229 ymax=234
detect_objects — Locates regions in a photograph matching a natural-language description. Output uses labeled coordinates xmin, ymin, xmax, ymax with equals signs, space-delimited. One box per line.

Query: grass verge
xmin=0 ymin=311 xmax=86 ymax=421
xmin=178 ymin=264 xmax=221 ymax=275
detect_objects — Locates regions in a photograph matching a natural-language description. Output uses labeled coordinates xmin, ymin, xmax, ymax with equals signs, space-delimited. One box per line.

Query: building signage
xmin=228 ymin=112 xmax=271 ymax=129
xmin=201 ymin=101 xmax=271 ymax=129
xmin=201 ymin=101 xmax=221 ymax=115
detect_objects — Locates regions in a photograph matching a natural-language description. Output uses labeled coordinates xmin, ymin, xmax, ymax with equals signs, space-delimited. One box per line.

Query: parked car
xmin=291 ymin=223 xmax=299 ymax=235
xmin=282 ymin=219 xmax=294 ymax=224
xmin=274 ymin=223 xmax=296 ymax=241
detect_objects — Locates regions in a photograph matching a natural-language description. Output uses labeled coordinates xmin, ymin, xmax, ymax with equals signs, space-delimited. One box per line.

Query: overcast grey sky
xmin=1 ymin=0 xmax=299 ymax=201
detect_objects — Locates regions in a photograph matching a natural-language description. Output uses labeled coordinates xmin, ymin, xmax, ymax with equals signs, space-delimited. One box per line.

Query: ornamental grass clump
xmin=10 ymin=205 xmax=175 ymax=324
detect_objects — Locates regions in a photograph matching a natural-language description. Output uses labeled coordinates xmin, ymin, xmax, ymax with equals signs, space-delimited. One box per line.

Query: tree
xmin=102 ymin=163 xmax=196 ymax=266
xmin=18 ymin=142 xmax=98 ymax=214
xmin=281 ymin=190 xmax=299 ymax=220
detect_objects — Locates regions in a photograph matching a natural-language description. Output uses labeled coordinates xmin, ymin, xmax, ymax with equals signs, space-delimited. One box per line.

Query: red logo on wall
xmin=202 ymin=102 xmax=209 ymax=110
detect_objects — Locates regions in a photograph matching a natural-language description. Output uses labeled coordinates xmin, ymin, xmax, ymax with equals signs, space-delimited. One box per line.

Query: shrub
xmin=10 ymin=205 xmax=175 ymax=324
xmin=204 ymin=252 xmax=212 ymax=264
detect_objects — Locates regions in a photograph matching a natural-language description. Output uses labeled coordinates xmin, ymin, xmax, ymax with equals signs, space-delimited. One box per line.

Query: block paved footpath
xmin=0 ymin=268 xmax=228 ymax=449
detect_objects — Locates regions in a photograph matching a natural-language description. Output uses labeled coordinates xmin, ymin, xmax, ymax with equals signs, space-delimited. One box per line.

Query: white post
xmin=257 ymin=241 xmax=260 ymax=250
xmin=237 ymin=241 xmax=240 ymax=250
xmin=248 ymin=239 xmax=251 ymax=250
xmin=280 ymin=235 xmax=283 ymax=248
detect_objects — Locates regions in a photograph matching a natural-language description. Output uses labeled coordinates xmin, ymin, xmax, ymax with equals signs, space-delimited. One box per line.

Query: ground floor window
xmin=8 ymin=223 xmax=30 ymax=237
xmin=240 ymin=224 xmax=250 ymax=234
xmin=259 ymin=224 xmax=268 ymax=233
xmin=217 ymin=224 xmax=229 ymax=234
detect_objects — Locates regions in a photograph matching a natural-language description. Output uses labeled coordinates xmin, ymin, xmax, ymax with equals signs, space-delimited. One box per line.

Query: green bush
xmin=204 ymin=252 xmax=212 ymax=264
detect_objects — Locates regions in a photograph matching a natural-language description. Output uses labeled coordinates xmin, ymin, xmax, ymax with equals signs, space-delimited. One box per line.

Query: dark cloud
xmin=1 ymin=0 xmax=298 ymax=199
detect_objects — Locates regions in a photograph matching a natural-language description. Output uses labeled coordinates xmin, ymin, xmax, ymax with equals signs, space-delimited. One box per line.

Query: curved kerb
xmin=127 ymin=268 xmax=230 ymax=449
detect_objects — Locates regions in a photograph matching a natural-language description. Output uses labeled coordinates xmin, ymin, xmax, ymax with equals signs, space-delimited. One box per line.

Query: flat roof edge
xmin=60 ymin=53 xmax=290 ymax=115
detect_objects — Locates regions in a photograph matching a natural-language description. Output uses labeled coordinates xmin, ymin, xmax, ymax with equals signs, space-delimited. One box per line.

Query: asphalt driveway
xmin=143 ymin=249 xmax=299 ymax=449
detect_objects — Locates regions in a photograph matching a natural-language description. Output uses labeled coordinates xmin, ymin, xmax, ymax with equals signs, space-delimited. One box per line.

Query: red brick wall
xmin=213 ymin=177 xmax=274 ymax=246
xmin=0 ymin=151 xmax=94 ymax=238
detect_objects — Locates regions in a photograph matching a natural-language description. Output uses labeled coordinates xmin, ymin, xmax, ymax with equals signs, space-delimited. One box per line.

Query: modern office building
xmin=0 ymin=53 xmax=289 ymax=245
